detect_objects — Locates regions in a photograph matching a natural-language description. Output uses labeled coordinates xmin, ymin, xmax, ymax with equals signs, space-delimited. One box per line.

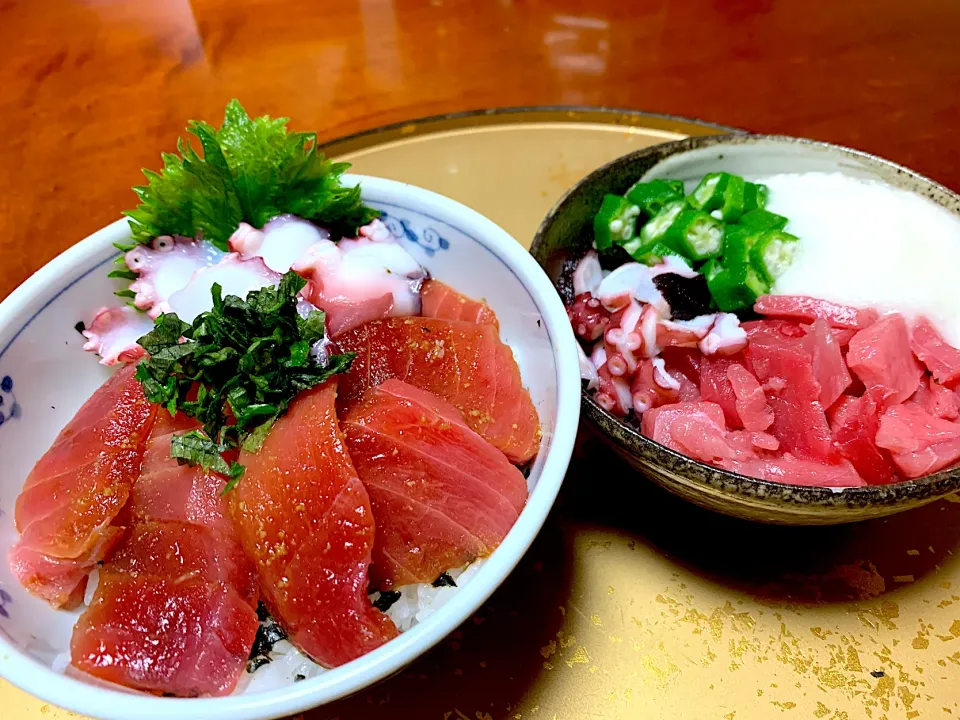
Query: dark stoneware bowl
xmin=530 ymin=133 xmax=960 ymax=525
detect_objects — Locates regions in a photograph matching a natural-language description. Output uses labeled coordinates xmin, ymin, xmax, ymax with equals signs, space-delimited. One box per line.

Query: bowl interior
xmin=530 ymin=134 xmax=960 ymax=522
xmin=0 ymin=176 xmax=579 ymax=719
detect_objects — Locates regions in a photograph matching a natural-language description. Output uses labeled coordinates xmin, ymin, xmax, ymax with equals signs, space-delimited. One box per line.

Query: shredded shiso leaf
xmin=135 ymin=271 xmax=354 ymax=491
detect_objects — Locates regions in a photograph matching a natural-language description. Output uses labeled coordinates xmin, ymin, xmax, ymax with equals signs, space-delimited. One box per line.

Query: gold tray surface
xmin=4 ymin=109 xmax=959 ymax=720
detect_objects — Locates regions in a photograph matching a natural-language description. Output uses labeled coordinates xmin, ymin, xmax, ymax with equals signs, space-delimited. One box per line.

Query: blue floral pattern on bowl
xmin=0 ymin=375 xmax=19 ymax=429
xmin=379 ymin=210 xmax=451 ymax=256
xmin=0 ymin=585 xmax=11 ymax=619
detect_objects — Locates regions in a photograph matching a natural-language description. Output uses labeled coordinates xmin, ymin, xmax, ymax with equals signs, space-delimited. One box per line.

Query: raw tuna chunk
xmin=640 ymin=402 xmax=743 ymax=463
xmin=754 ymin=295 xmax=878 ymax=329
xmin=876 ymin=402 xmax=960 ymax=477
xmin=10 ymin=365 xmax=158 ymax=608
xmin=803 ymin=318 xmax=852 ymax=409
xmin=342 ymin=380 xmax=527 ymax=589
xmin=910 ymin=316 xmax=960 ymax=387
xmin=421 ymin=279 xmax=499 ymax=328
xmin=336 ymin=318 xmax=540 ymax=464
xmin=745 ymin=341 xmax=836 ymax=462
xmin=726 ymin=364 xmax=774 ymax=432
xmin=699 ymin=353 xmax=748 ymax=428
xmin=828 ymin=390 xmax=898 ymax=484
xmin=229 ymin=380 xmax=398 ymax=667
xmin=911 ymin=376 xmax=960 ymax=421
xmin=721 ymin=456 xmax=866 ymax=488
xmin=847 ymin=314 xmax=924 ymax=405
xmin=71 ymin=412 xmax=259 ymax=696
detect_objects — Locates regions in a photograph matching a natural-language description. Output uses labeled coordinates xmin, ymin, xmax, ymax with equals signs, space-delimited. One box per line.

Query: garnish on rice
xmin=135 ymin=271 xmax=354 ymax=490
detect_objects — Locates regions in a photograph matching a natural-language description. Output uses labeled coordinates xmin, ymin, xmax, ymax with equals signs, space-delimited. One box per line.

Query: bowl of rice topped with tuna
xmin=532 ymin=133 xmax=960 ymax=525
xmin=0 ymin=102 xmax=580 ymax=720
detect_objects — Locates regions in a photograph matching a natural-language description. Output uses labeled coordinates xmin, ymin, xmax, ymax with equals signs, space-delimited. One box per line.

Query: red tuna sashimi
xmin=875 ymin=403 xmax=960 ymax=478
xmin=910 ymin=316 xmax=960 ymax=387
xmin=828 ymin=390 xmax=898 ymax=485
xmin=911 ymin=376 xmax=960 ymax=421
xmin=421 ymin=279 xmax=499 ymax=328
xmin=342 ymin=380 xmax=527 ymax=589
xmin=336 ymin=317 xmax=540 ymax=464
xmin=847 ymin=314 xmax=924 ymax=406
xmin=803 ymin=318 xmax=852 ymax=409
xmin=10 ymin=364 xmax=158 ymax=608
xmin=745 ymin=341 xmax=836 ymax=462
xmin=71 ymin=412 xmax=259 ymax=696
xmin=726 ymin=364 xmax=773 ymax=432
xmin=720 ymin=456 xmax=866 ymax=488
xmin=699 ymin=353 xmax=748 ymax=429
xmin=229 ymin=380 xmax=398 ymax=667
xmin=754 ymin=295 xmax=878 ymax=330
xmin=640 ymin=402 xmax=744 ymax=463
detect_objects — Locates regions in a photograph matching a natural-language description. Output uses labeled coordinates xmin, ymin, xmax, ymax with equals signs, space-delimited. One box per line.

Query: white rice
xmin=83 ymin=568 xmax=100 ymax=606
xmin=377 ymin=559 xmax=485 ymax=632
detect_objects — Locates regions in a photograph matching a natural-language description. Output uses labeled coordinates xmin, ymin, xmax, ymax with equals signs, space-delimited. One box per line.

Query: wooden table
xmin=1 ymin=0 xmax=959 ymax=301
xmin=3 ymin=2 xmax=960 ymax=719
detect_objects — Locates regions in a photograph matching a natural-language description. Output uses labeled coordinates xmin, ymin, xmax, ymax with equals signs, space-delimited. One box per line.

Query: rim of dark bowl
xmin=531 ymin=132 xmax=960 ymax=509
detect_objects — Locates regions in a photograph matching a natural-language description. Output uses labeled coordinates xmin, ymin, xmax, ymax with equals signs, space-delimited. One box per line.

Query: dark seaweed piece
xmin=247 ymin=603 xmax=288 ymax=673
xmin=556 ymin=249 xmax=587 ymax=306
xmin=247 ymin=656 xmax=272 ymax=673
xmin=652 ymin=272 xmax=713 ymax=321
xmin=372 ymin=590 xmax=402 ymax=612
xmin=432 ymin=572 xmax=458 ymax=588
xmin=871 ymin=670 xmax=885 ymax=678
xmin=74 ymin=321 xmax=86 ymax=336
xmin=294 ymin=673 xmax=307 ymax=682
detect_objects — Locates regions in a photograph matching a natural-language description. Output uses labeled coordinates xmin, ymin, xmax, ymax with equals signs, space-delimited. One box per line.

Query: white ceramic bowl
xmin=0 ymin=175 xmax=581 ymax=720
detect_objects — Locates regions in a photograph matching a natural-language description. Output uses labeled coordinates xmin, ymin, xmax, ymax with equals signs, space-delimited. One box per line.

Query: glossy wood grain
xmin=0 ymin=0 xmax=958 ymax=301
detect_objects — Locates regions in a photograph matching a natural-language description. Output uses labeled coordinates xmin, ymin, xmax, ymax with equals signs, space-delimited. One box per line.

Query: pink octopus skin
xmin=125 ymin=236 xmax=225 ymax=319
xmin=567 ymin=292 xmax=611 ymax=342
xmin=228 ymin=216 xmax=330 ymax=274
xmin=82 ymin=306 xmax=153 ymax=366
xmin=292 ymin=226 xmax=426 ymax=337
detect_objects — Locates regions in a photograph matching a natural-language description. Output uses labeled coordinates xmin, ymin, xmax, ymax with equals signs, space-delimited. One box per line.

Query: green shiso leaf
xmin=123 ymin=99 xmax=377 ymax=251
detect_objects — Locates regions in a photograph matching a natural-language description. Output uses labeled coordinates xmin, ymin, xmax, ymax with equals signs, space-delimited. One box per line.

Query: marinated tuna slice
xmin=876 ymin=402 xmax=960 ymax=478
xmin=70 ymin=412 xmax=259 ymax=696
xmin=336 ymin=318 xmax=541 ymax=464
xmin=11 ymin=365 xmax=158 ymax=608
xmin=910 ymin=316 xmax=960 ymax=387
xmin=229 ymin=381 xmax=398 ymax=668
xmin=421 ymin=279 xmax=499 ymax=328
xmin=342 ymin=380 xmax=527 ymax=590
xmin=720 ymin=456 xmax=866 ymax=488
xmin=754 ymin=295 xmax=878 ymax=330
xmin=828 ymin=390 xmax=897 ymax=484
xmin=803 ymin=318 xmax=851 ymax=409
xmin=910 ymin=376 xmax=960 ymax=421
xmin=847 ymin=314 xmax=924 ymax=406
xmin=745 ymin=341 xmax=836 ymax=462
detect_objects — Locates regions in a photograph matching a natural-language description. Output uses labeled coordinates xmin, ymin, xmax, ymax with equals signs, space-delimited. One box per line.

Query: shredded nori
xmin=372 ymin=590 xmax=402 ymax=612
xmin=247 ymin=602 xmax=288 ymax=673
xmin=74 ymin=321 xmax=86 ymax=336
xmin=432 ymin=572 xmax=457 ymax=588
xmin=871 ymin=670 xmax=885 ymax=678
xmin=294 ymin=673 xmax=306 ymax=682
